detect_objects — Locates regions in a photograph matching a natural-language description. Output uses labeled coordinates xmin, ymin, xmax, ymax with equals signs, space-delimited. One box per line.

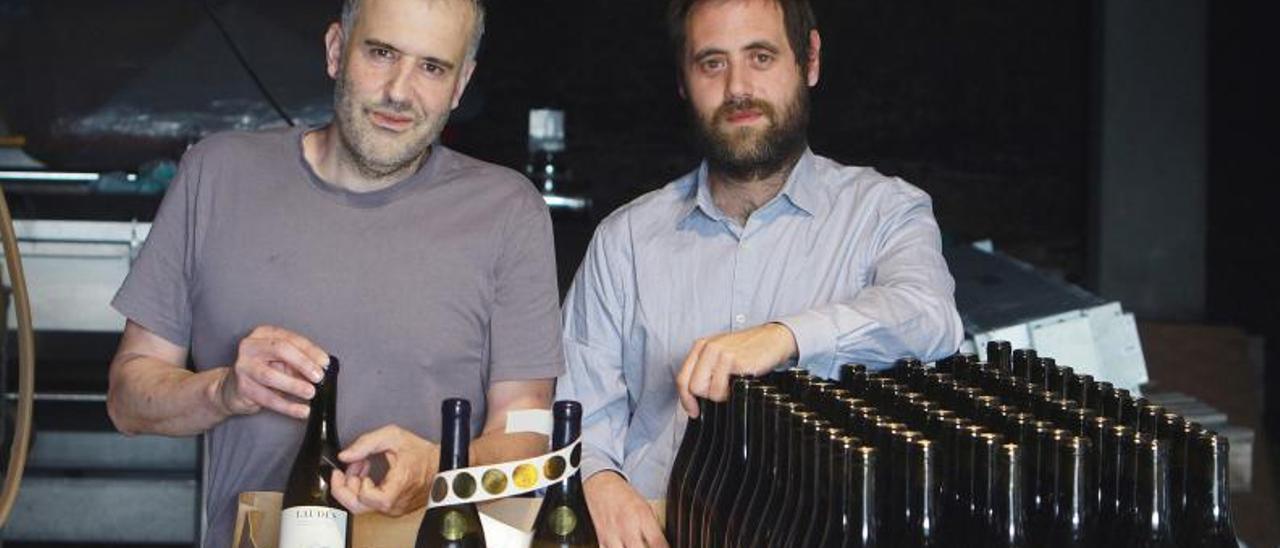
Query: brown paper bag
xmin=233 ymin=491 xmax=664 ymax=548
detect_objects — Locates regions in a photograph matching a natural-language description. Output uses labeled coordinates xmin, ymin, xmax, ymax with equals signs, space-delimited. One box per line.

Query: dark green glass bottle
xmin=531 ymin=401 xmax=598 ymax=547
xmin=415 ymin=398 xmax=486 ymax=548
xmin=1177 ymin=432 xmax=1237 ymax=548
xmin=280 ymin=356 xmax=351 ymax=548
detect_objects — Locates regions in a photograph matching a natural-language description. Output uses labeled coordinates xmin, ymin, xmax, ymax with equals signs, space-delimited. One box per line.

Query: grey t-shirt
xmin=111 ymin=126 xmax=565 ymax=548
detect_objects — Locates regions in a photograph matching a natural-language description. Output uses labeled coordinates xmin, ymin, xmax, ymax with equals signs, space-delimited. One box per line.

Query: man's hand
xmin=584 ymin=471 xmax=668 ymax=548
xmin=214 ymin=325 xmax=330 ymax=420
xmin=331 ymin=425 xmax=438 ymax=516
xmin=675 ymin=322 xmax=797 ymax=418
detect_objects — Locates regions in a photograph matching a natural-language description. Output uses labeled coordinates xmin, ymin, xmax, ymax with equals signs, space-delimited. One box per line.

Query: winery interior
xmin=1 ymin=0 xmax=1278 ymax=546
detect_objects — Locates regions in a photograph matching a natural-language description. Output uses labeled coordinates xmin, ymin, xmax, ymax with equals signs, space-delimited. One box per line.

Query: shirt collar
xmin=679 ymin=148 xmax=825 ymax=225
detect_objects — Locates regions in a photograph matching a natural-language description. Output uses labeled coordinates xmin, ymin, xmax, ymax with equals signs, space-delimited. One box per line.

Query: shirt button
xmin=734 ymin=314 xmax=746 ymax=324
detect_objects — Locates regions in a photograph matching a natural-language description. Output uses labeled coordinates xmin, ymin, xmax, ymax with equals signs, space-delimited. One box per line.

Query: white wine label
xmin=279 ymin=505 xmax=348 ymax=548
xmin=427 ymin=438 xmax=582 ymax=509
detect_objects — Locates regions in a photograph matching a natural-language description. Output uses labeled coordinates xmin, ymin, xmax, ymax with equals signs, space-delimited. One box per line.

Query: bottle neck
xmin=993 ymin=446 xmax=1027 ymax=546
xmin=1197 ymin=436 xmax=1235 ymax=532
xmin=1134 ymin=440 xmax=1172 ymax=538
xmin=1055 ymin=445 xmax=1095 ymax=536
xmin=307 ymin=360 xmax=340 ymax=452
xmin=769 ymin=404 xmax=790 ymax=480
xmin=728 ymin=380 xmax=751 ymax=468
xmin=905 ymin=441 xmax=939 ymax=541
xmin=548 ymin=402 xmax=584 ymax=495
xmin=743 ymin=388 xmax=767 ymax=469
xmin=849 ymin=446 xmax=878 ymax=543
xmin=438 ymin=406 xmax=471 ymax=472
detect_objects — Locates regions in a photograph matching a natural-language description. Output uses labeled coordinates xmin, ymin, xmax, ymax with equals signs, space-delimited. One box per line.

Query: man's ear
xmin=451 ymin=60 xmax=478 ymax=110
xmin=324 ymin=22 xmax=344 ymax=80
xmin=806 ymin=29 xmax=822 ymax=87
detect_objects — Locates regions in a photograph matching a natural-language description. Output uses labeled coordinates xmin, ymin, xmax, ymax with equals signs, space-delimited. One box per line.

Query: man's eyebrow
xmin=362 ymin=39 xmax=456 ymax=71
xmin=363 ymin=38 xmax=400 ymax=53
xmin=692 ymin=47 xmax=728 ymax=63
xmin=743 ymin=40 xmax=781 ymax=54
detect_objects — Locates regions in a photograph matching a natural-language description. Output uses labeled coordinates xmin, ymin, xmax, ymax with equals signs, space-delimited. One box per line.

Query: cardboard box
xmin=233 ymin=491 xmax=666 ymax=548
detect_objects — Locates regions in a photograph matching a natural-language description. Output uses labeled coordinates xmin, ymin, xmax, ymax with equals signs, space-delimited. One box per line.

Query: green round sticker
xmin=549 ymin=505 xmax=578 ymax=536
xmin=441 ymin=510 xmax=467 ymax=541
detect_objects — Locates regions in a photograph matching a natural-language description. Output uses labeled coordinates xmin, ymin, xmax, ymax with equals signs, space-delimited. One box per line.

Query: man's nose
xmin=725 ymin=62 xmax=753 ymax=100
xmin=384 ymin=61 xmax=415 ymax=107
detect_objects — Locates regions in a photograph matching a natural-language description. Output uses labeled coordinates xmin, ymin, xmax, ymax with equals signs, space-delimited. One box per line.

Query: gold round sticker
xmin=482 ymin=468 xmax=508 ymax=495
xmin=512 ymin=463 xmax=538 ymax=489
xmin=430 ymin=477 xmax=449 ymax=503
xmin=452 ymin=472 xmax=477 ymax=499
xmin=544 ymin=455 xmax=566 ymax=481
xmin=441 ymin=510 xmax=467 ymax=541
xmin=549 ymin=505 xmax=578 ymax=536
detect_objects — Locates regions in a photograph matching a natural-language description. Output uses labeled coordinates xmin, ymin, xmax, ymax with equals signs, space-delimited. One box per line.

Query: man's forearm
xmin=107 ymin=356 xmax=231 ymax=436
xmin=472 ymin=431 xmax=549 ymax=467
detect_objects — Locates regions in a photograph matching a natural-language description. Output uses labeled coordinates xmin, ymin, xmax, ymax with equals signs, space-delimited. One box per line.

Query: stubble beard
xmin=692 ymin=80 xmax=811 ymax=182
xmin=332 ymin=67 xmax=449 ymax=180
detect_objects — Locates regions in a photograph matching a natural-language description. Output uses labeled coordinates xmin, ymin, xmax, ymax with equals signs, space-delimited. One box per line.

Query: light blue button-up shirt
xmin=556 ymin=149 xmax=963 ymax=498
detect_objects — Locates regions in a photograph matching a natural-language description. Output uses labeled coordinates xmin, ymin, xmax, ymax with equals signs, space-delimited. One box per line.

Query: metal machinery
xmin=0 ymin=171 xmax=198 ymax=545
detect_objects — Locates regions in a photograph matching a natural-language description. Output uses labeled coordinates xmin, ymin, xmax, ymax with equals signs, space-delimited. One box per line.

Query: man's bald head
xmin=341 ymin=0 xmax=486 ymax=61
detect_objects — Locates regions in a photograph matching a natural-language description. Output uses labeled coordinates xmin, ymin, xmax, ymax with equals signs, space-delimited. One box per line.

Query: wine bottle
xmin=821 ymin=438 xmax=878 ymax=548
xmin=1176 ymin=431 xmax=1237 ymax=548
xmin=1123 ymin=436 xmax=1176 ymax=547
xmin=531 ymin=401 xmax=598 ymax=547
xmin=280 ymin=356 xmax=351 ymax=548
xmin=1047 ymin=436 xmax=1097 ymax=548
xmin=415 ymin=398 xmax=486 ymax=548
xmin=989 ymin=443 xmax=1028 ymax=548
xmin=723 ymin=383 xmax=773 ymax=547
xmin=665 ymin=400 xmax=702 ymax=543
xmin=704 ymin=376 xmax=754 ymax=547
xmin=899 ymin=438 xmax=941 ymax=548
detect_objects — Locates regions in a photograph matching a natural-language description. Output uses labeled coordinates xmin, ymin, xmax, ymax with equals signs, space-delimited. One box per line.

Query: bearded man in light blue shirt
xmin=556 ymin=0 xmax=964 ymax=545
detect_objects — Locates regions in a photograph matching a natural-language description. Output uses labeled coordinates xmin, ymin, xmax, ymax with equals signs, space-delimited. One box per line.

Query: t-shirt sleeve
xmin=110 ymin=146 xmax=206 ymax=348
xmin=487 ymin=189 xmax=565 ymax=381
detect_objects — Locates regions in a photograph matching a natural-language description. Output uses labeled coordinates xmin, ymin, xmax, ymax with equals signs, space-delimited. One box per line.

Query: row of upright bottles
xmin=277 ymin=355 xmax=597 ymax=548
xmin=665 ymin=343 xmax=1238 ymax=547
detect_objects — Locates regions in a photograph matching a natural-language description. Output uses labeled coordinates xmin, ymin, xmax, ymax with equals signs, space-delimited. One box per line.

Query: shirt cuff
xmin=580 ymin=446 xmax=627 ymax=484
xmin=773 ymin=310 xmax=839 ymax=379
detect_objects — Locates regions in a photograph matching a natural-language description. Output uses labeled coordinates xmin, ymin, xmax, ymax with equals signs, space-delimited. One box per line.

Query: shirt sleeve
xmin=555 ymin=220 xmax=633 ymax=481
xmin=110 ymin=146 xmax=205 ymax=347
xmin=487 ymin=188 xmax=566 ymax=382
xmin=774 ymin=187 xmax=964 ymax=377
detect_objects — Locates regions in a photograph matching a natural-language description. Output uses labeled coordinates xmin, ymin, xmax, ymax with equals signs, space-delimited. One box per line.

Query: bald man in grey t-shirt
xmin=106 ymin=1 xmax=562 ymax=546
xmin=110 ymin=127 xmax=563 ymax=546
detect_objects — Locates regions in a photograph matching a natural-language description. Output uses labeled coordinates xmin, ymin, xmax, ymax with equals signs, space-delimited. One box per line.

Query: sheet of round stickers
xmin=426 ymin=438 xmax=582 ymax=508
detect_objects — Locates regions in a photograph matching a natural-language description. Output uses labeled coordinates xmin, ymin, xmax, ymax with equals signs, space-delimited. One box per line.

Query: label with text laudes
xmin=279 ymin=505 xmax=348 ymax=548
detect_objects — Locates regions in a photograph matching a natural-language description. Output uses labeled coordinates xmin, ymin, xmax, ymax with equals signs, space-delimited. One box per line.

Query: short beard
xmin=332 ymin=67 xmax=445 ymax=180
xmin=691 ymin=82 xmax=810 ymax=182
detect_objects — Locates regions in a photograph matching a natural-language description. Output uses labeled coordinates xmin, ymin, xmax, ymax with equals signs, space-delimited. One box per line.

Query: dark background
xmin=0 ymin=0 xmax=1278 ymax=541
xmin=1 ymin=0 xmax=1277 ymax=441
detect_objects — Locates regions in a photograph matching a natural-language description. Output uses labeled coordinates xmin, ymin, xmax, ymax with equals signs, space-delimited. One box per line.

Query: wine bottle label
xmin=279 ymin=505 xmax=348 ymax=548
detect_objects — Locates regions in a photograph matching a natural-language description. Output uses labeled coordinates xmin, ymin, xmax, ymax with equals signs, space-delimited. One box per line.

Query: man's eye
xmin=371 ymin=47 xmax=393 ymax=59
xmin=701 ymin=59 xmax=725 ymax=71
xmin=754 ymin=53 xmax=773 ymax=64
xmin=421 ymin=63 xmax=443 ymax=75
